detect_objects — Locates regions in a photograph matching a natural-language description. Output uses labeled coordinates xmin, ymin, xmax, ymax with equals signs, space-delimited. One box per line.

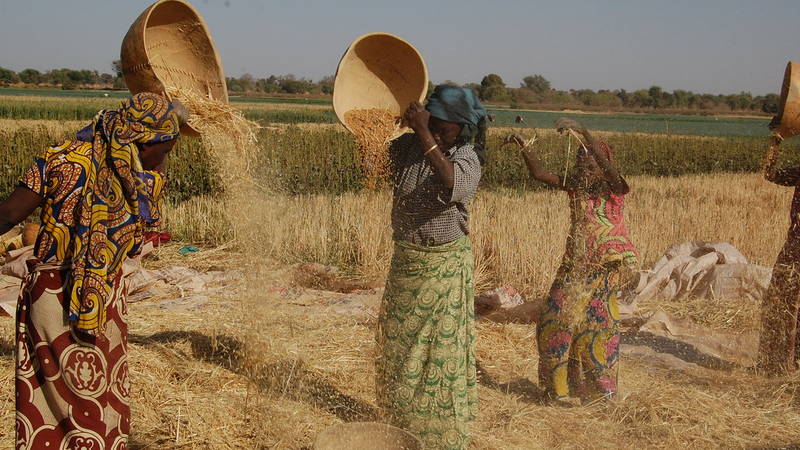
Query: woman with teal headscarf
xmin=376 ymin=85 xmax=486 ymax=449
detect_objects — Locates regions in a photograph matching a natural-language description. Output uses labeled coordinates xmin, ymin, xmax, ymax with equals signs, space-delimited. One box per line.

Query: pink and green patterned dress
xmin=537 ymin=183 xmax=638 ymax=402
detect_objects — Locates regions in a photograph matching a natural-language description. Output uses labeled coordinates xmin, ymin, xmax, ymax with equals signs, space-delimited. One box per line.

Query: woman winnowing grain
xmin=507 ymin=118 xmax=639 ymax=403
xmin=757 ymin=132 xmax=800 ymax=376
xmin=375 ymin=85 xmax=485 ymax=450
xmin=0 ymin=93 xmax=187 ymax=449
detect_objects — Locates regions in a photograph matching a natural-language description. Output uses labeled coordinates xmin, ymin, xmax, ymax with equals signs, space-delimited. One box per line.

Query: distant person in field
xmin=375 ymin=85 xmax=486 ymax=449
xmin=0 ymin=92 xmax=187 ymax=448
xmin=758 ymin=127 xmax=800 ymax=375
xmin=507 ymin=118 xmax=638 ymax=403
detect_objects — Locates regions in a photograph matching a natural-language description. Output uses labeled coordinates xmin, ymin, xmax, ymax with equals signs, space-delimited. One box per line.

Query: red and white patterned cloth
xmin=15 ymin=264 xmax=129 ymax=450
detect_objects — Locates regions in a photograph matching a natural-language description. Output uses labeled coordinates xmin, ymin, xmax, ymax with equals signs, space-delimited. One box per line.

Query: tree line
xmin=0 ymin=62 xmax=332 ymax=96
xmin=471 ymin=74 xmax=779 ymax=113
xmin=225 ymin=73 xmax=334 ymax=95
xmin=0 ymin=64 xmax=127 ymax=90
xmin=0 ymin=63 xmax=779 ymax=113
xmin=224 ymin=72 xmax=780 ymax=113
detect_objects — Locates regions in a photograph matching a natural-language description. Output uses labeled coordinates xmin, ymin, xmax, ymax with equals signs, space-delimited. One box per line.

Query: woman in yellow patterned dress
xmin=509 ymin=117 xmax=638 ymax=403
xmin=0 ymin=93 xmax=186 ymax=449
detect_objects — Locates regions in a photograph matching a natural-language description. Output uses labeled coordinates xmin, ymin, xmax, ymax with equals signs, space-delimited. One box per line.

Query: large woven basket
xmin=313 ymin=422 xmax=421 ymax=450
xmin=333 ymin=33 xmax=428 ymax=141
xmin=120 ymin=0 xmax=228 ymax=136
xmin=775 ymin=61 xmax=800 ymax=139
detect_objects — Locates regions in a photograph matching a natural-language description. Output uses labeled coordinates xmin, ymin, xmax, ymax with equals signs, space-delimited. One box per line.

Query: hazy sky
xmin=0 ymin=0 xmax=798 ymax=95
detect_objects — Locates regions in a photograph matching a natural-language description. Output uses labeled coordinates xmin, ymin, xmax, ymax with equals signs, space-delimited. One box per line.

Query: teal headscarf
xmin=425 ymin=85 xmax=488 ymax=163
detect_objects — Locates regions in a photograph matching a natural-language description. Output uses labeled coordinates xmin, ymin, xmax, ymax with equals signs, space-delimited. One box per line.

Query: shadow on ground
xmin=130 ymin=331 xmax=378 ymax=423
xmin=0 ymin=337 xmax=13 ymax=359
xmin=621 ymin=332 xmax=739 ymax=371
xmin=476 ymin=360 xmax=551 ymax=405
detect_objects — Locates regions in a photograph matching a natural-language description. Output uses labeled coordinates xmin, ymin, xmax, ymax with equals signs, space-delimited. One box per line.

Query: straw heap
xmin=344 ymin=108 xmax=399 ymax=190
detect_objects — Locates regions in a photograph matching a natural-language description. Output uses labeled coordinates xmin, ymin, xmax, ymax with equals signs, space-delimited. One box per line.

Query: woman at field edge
xmin=375 ymin=85 xmax=485 ymax=449
xmin=757 ymin=128 xmax=800 ymax=376
xmin=507 ymin=118 xmax=638 ymax=402
xmin=0 ymin=92 xmax=187 ymax=449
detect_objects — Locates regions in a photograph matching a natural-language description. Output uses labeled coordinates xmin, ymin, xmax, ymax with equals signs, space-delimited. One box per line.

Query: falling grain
xmin=166 ymin=86 xmax=259 ymax=188
xmin=344 ymin=108 xmax=399 ymax=190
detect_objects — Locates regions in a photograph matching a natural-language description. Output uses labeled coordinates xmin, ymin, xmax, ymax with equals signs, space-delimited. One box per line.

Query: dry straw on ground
xmin=2 ymin=173 xmax=800 ymax=448
xmin=166 ymin=172 xmax=791 ymax=297
xmin=344 ymin=108 xmax=400 ymax=189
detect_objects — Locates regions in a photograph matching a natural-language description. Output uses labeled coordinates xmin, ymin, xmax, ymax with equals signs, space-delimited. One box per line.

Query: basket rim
xmin=123 ymin=0 xmax=228 ymax=136
xmin=332 ymin=32 xmax=429 ymax=141
xmin=776 ymin=61 xmax=800 ymax=138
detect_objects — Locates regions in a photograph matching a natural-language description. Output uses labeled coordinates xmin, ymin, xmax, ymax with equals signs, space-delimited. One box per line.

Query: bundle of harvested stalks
xmin=344 ymin=108 xmax=400 ymax=190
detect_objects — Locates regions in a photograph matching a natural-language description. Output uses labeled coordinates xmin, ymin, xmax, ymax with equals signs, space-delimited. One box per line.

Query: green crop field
xmin=0 ymin=87 xmax=332 ymax=105
xmin=0 ymin=90 xmax=793 ymax=203
xmin=2 ymin=122 xmax=797 ymax=202
xmin=489 ymin=109 xmax=771 ymax=137
xmin=0 ymin=94 xmax=338 ymax=124
xmin=0 ymin=87 xmax=772 ymax=137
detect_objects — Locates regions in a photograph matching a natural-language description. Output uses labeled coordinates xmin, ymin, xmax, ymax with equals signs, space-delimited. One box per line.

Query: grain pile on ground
xmin=344 ymin=108 xmax=399 ymax=189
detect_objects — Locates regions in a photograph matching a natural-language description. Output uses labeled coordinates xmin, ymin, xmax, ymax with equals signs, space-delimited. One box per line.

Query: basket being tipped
xmin=121 ymin=0 xmax=229 ymax=137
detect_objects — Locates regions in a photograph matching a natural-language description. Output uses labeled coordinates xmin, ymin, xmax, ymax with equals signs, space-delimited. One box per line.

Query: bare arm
xmin=521 ymin=148 xmax=562 ymax=188
xmin=763 ymin=135 xmax=800 ymax=186
xmin=767 ymin=168 xmax=800 ymax=187
xmin=404 ymin=102 xmax=455 ymax=189
xmin=556 ymin=118 xmax=629 ymax=194
xmin=0 ymin=186 xmax=43 ymax=235
xmin=582 ymin=129 xmax=628 ymax=194
xmin=417 ymin=127 xmax=455 ymax=189
xmin=503 ymin=133 xmax=562 ymax=188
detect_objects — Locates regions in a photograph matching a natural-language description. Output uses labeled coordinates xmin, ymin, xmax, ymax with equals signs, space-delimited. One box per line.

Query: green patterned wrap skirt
xmin=376 ymin=236 xmax=478 ymax=450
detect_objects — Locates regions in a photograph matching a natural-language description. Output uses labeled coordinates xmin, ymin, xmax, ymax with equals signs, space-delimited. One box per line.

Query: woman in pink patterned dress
xmin=509 ymin=117 xmax=639 ymax=403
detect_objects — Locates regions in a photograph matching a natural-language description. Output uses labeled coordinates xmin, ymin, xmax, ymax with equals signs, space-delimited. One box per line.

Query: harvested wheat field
xmin=1 ymin=172 xmax=798 ymax=449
